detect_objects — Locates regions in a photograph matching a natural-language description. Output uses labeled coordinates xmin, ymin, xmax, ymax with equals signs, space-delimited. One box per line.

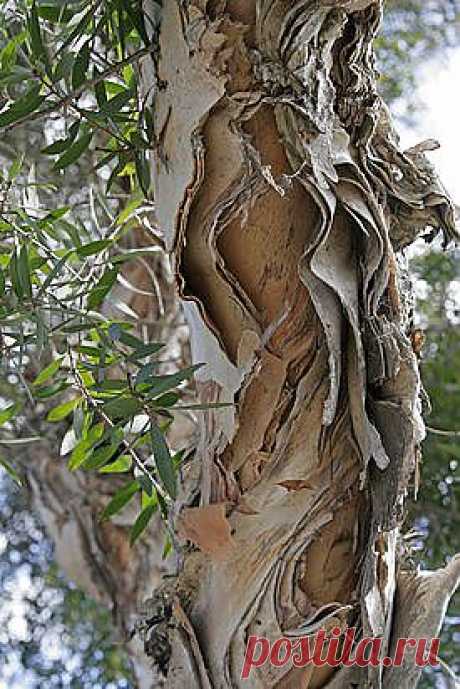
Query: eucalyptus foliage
xmin=378 ymin=0 xmax=460 ymax=117
xmin=0 ymin=0 xmax=209 ymax=546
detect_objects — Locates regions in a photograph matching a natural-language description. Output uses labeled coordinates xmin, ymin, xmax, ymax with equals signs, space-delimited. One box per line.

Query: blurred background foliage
xmin=0 ymin=0 xmax=458 ymax=688
xmin=0 ymin=478 xmax=134 ymax=689
xmin=378 ymin=0 xmax=460 ymax=120
xmin=409 ymin=248 xmax=460 ymax=688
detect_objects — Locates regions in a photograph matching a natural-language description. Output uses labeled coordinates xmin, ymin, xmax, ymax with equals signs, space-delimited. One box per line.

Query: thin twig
xmin=1 ymin=46 xmax=155 ymax=134
xmin=70 ymin=356 xmax=169 ymax=502
xmin=0 ymin=436 xmax=41 ymax=445
xmin=427 ymin=426 xmax=460 ymax=438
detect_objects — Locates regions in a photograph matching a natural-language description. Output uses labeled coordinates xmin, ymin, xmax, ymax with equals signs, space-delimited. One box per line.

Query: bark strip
xmin=144 ymin=2 xmax=458 ymax=688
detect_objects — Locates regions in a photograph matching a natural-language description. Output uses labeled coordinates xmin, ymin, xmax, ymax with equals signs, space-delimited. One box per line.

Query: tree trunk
xmin=140 ymin=1 xmax=460 ymax=688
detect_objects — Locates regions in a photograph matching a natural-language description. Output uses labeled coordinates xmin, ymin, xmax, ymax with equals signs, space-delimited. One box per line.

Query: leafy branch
xmin=0 ymin=46 xmax=155 ymax=134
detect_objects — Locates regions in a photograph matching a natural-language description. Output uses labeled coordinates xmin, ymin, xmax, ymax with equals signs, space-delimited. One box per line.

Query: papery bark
xmin=142 ymin=1 xmax=458 ymax=689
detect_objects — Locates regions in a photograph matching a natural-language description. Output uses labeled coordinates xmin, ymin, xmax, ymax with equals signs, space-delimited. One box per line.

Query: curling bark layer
xmin=142 ymin=2 xmax=459 ymax=688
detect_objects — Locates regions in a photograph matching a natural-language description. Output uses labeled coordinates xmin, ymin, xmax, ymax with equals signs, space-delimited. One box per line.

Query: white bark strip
xmin=145 ymin=2 xmax=458 ymax=688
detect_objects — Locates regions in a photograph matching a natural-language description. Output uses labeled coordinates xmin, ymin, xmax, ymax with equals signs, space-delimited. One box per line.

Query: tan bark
xmin=140 ymin=1 xmax=459 ymax=688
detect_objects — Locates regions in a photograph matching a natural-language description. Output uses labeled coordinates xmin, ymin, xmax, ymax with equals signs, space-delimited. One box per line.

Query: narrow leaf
xmin=28 ymin=2 xmax=49 ymax=69
xmin=42 ymin=122 xmax=80 ymax=155
xmin=68 ymin=422 xmax=105 ymax=470
xmin=72 ymin=41 xmax=90 ymax=90
xmin=100 ymin=480 xmax=140 ymax=521
xmin=81 ymin=442 xmax=120 ymax=471
xmin=47 ymin=397 xmax=81 ymax=422
xmin=54 ymin=132 xmax=92 ymax=170
xmin=0 ymin=84 xmax=45 ymax=129
xmin=129 ymin=502 xmax=158 ymax=545
xmin=0 ymin=403 xmax=21 ymax=427
xmin=142 ymin=365 xmax=204 ymax=397
xmin=0 ymin=456 xmax=22 ymax=485
xmin=103 ymin=396 xmax=142 ymax=421
xmin=151 ymin=422 xmax=176 ymax=499
xmin=76 ymin=239 xmax=111 ymax=257
xmin=98 ymin=454 xmax=132 ymax=474
xmin=33 ymin=357 xmax=64 ymax=386
xmin=87 ymin=267 xmax=118 ymax=310
xmin=18 ymin=244 xmax=32 ymax=298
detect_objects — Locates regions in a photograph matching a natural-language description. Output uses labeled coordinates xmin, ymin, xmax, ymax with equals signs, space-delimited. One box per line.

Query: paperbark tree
xmin=6 ymin=1 xmax=459 ymax=688
xmin=134 ymin=1 xmax=460 ymax=688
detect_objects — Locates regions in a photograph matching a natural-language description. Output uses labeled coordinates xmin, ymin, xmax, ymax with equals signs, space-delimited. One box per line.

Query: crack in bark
xmin=145 ymin=1 xmax=459 ymax=687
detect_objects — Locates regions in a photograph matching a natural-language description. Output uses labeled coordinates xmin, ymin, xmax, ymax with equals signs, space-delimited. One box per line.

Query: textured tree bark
xmin=141 ymin=1 xmax=460 ymax=688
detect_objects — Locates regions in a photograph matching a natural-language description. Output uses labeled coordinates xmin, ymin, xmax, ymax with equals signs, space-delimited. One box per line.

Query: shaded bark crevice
xmin=141 ymin=1 xmax=459 ymax=687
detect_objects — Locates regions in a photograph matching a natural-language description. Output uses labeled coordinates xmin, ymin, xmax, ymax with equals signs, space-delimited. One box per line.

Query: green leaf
xmin=87 ymin=267 xmax=118 ymax=310
xmin=98 ymin=454 xmax=132 ymax=474
xmin=100 ymin=480 xmax=140 ymax=521
xmin=151 ymin=422 xmax=176 ymax=499
xmin=142 ymin=365 xmax=204 ymax=397
xmin=128 ymin=342 xmax=164 ymax=362
xmin=0 ymin=85 xmax=45 ymax=129
xmin=28 ymin=2 xmax=49 ymax=70
xmin=37 ymin=4 xmax=77 ymax=23
xmin=1 ymin=33 xmax=25 ymax=71
xmin=103 ymin=396 xmax=142 ymax=421
xmin=42 ymin=122 xmax=80 ymax=154
xmin=68 ymin=422 xmax=105 ymax=470
xmin=53 ymin=51 xmax=74 ymax=82
xmin=111 ymin=248 xmax=162 ymax=264
xmin=72 ymin=41 xmax=90 ymax=90
xmin=33 ymin=357 xmax=64 ymax=386
xmin=42 ymin=206 xmax=71 ymax=221
xmin=81 ymin=442 xmax=119 ymax=471
xmin=0 ymin=403 xmax=21 ymax=427
xmin=0 ymin=66 xmax=34 ymax=88
xmin=122 ymin=0 xmax=148 ymax=44
xmin=18 ymin=245 xmax=32 ymax=298
xmin=135 ymin=151 xmax=151 ymax=196
xmin=162 ymin=536 xmax=173 ymax=560
xmin=76 ymin=239 xmax=111 ymax=257
xmin=37 ymin=250 xmax=74 ymax=296
xmin=129 ymin=502 xmax=158 ymax=545
xmin=0 ymin=456 xmax=22 ymax=485
xmin=138 ymin=474 xmax=153 ymax=496
xmin=115 ymin=192 xmax=143 ymax=226
xmin=61 ymin=319 xmax=99 ymax=333
xmin=34 ymin=381 xmax=70 ymax=399
xmin=94 ymin=69 xmax=107 ymax=109
xmin=153 ymin=392 xmax=179 ymax=409
xmin=54 ymin=132 xmax=92 ymax=170
xmin=91 ymin=379 xmax=127 ymax=394
xmin=76 ymin=345 xmax=104 ymax=358
xmin=56 ymin=5 xmax=93 ymax=55
xmin=73 ymin=405 xmax=85 ymax=439
xmin=47 ymin=396 xmax=81 ymax=422
xmin=116 ymin=331 xmax=146 ymax=348
xmin=9 ymin=251 xmax=22 ymax=298
xmin=105 ymin=88 xmax=134 ymax=114
xmin=8 ymin=154 xmax=24 ymax=181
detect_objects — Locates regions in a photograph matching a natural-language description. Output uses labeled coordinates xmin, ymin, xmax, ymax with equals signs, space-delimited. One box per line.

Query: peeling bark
xmin=141 ymin=1 xmax=459 ymax=688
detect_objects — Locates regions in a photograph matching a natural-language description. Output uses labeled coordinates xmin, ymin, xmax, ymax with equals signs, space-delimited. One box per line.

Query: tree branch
xmin=1 ymin=46 xmax=155 ymax=134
